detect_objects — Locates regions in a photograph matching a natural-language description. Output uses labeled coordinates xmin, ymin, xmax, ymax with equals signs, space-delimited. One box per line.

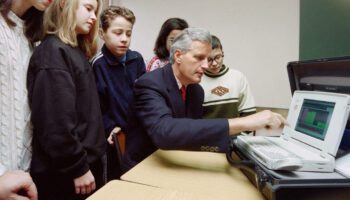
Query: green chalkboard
xmin=300 ymin=0 xmax=350 ymax=60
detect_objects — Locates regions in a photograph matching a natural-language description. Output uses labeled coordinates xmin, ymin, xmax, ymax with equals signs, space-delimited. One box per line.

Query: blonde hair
xmin=43 ymin=0 xmax=101 ymax=58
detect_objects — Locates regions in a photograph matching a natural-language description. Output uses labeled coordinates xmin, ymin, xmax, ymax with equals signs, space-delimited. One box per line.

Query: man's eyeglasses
xmin=208 ymin=54 xmax=224 ymax=65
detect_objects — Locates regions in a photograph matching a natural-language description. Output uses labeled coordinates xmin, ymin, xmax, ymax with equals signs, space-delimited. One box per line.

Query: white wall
xmin=114 ymin=0 xmax=299 ymax=108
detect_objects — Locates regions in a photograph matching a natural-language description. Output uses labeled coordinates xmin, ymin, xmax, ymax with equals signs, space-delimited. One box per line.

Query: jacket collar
xmin=101 ymin=45 xmax=139 ymax=66
xmin=163 ymin=64 xmax=179 ymax=94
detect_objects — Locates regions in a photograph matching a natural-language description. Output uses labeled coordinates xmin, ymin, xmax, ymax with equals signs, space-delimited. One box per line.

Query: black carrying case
xmin=227 ymin=140 xmax=350 ymax=200
xmin=227 ymin=56 xmax=350 ymax=200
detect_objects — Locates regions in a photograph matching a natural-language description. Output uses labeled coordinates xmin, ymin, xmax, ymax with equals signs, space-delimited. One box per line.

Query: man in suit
xmin=121 ymin=27 xmax=286 ymax=172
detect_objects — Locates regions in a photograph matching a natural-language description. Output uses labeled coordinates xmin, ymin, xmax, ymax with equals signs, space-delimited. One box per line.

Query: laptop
xmin=287 ymin=56 xmax=350 ymax=153
xmin=235 ymin=90 xmax=350 ymax=172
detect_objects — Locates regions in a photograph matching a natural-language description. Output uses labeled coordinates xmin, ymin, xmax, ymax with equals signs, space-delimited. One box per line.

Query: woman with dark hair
xmin=0 ymin=0 xmax=52 ymax=174
xmin=146 ymin=17 xmax=188 ymax=72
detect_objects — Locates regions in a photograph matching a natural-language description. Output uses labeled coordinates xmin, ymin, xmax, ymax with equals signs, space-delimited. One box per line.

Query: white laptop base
xmin=236 ymin=91 xmax=350 ymax=172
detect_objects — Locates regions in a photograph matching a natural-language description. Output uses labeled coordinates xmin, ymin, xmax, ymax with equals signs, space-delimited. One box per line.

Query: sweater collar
xmin=8 ymin=11 xmax=24 ymax=29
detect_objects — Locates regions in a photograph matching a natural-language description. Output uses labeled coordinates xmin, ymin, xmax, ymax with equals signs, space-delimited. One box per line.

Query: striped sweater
xmin=200 ymin=65 xmax=256 ymax=119
xmin=0 ymin=12 xmax=32 ymax=174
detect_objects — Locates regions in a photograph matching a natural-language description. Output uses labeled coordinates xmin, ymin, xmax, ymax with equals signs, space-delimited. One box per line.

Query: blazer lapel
xmin=163 ymin=64 xmax=186 ymax=117
xmin=186 ymin=84 xmax=204 ymax=119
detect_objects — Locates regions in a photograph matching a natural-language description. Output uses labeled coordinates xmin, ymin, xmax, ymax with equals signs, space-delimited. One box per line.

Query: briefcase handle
xmin=226 ymin=137 xmax=270 ymax=191
xmin=225 ymin=140 xmax=256 ymax=173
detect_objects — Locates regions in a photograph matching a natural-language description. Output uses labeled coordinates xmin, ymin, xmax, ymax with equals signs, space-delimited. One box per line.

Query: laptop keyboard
xmin=251 ymin=140 xmax=299 ymax=160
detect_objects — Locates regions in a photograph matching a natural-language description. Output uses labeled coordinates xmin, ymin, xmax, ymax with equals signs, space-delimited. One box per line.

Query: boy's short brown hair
xmin=100 ymin=6 xmax=135 ymax=31
xmin=211 ymin=35 xmax=223 ymax=50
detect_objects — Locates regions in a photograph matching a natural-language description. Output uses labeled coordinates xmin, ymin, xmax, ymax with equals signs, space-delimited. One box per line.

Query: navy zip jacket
xmin=91 ymin=45 xmax=146 ymax=136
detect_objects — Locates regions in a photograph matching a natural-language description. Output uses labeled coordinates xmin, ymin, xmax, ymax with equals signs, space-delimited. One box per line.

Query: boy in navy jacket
xmin=91 ymin=6 xmax=145 ymax=180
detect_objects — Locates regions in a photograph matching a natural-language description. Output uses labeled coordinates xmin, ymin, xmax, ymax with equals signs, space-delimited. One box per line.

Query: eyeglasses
xmin=208 ymin=54 xmax=224 ymax=65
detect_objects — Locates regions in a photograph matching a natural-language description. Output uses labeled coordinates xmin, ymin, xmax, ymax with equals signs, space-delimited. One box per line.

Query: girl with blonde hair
xmin=27 ymin=0 xmax=106 ymax=199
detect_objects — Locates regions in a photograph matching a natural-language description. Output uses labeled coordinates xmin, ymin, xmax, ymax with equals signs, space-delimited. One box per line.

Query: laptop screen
xmin=295 ymin=99 xmax=335 ymax=140
xmin=287 ymin=58 xmax=350 ymax=151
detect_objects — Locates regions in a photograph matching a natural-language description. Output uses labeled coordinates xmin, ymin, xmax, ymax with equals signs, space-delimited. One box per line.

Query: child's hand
xmin=107 ymin=127 xmax=121 ymax=145
xmin=73 ymin=170 xmax=95 ymax=195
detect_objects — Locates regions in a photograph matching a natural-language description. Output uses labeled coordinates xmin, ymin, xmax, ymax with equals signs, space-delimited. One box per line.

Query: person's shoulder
xmin=30 ymin=35 xmax=80 ymax=71
xmin=135 ymin=65 xmax=164 ymax=87
xmin=39 ymin=35 xmax=68 ymax=49
xmin=33 ymin=35 xmax=74 ymax=60
xmin=127 ymin=49 xmax=144 ymax=60
xmin=146 ymin=55 xmax=169 ymax=72
xmin=90 ymin=51 xmax=104 ymax=67
xmin=225 ymin=67 xmax=251 ymax=87
xmin=128 ymin=49 xmax=142 ymax=56
xmin=147 ymin=55 xmax=160 ymax=65
xmin=226 ymin=67 xmax=247 ymax=78
xmin=137 ymin=68 xmax=160 ymax=81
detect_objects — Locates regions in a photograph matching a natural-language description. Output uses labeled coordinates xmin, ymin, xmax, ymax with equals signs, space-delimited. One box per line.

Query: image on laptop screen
xmin=295 ymin=99 xmax=335 ymax=140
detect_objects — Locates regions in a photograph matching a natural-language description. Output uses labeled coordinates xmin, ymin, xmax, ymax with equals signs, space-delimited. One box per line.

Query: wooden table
xmin=87 ymin=180 xmax=214 ymax=200
xmin=121 ymin=150 xmax=265 ymax=200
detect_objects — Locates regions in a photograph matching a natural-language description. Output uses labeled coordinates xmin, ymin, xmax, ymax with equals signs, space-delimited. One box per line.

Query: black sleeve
xmin=30 ymin=68 xmax=89 ymax=178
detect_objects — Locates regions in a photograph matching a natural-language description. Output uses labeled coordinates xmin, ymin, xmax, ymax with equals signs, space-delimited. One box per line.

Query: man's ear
xmin=59 ymin=0 xmax=66 ymax=9
xmin=98 ymin=28 xmax=104 ymax=40
xmin=174 ymin=50 xmax=182 ymax=64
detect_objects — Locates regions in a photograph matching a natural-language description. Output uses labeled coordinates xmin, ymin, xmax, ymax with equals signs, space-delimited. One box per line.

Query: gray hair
xmin=169 ymin=27 xmax=212 ymax=64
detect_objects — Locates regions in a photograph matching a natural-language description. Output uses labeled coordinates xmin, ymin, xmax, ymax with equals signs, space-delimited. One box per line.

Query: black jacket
xmin=27 ymin=35 xmax=106 ymax=178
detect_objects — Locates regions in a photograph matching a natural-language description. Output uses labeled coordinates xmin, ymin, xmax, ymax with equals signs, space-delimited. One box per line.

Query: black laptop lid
xmin=287 ymin=56 xmax=350 ymax=152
